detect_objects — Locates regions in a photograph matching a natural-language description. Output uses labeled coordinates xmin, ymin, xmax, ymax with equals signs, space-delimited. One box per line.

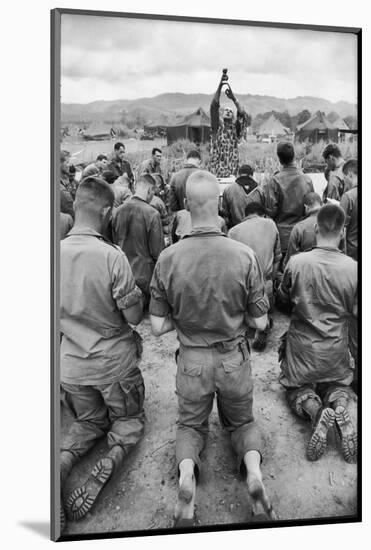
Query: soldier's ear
xmin=102 ymin=206 xmax=112 ymax=223
xmin=314 ymin=222 xmax=319 ymax=235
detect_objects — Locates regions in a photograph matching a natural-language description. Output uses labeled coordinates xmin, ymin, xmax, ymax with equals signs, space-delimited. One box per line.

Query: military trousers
xmin=61 ymin=364 xmax=145 ymax=459
xmin=175 ymin=340 xmax=262 ymax=479
xmin=286 ymin=381 xmax=355 ymax=420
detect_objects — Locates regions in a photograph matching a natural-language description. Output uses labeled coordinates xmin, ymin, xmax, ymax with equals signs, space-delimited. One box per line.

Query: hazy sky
xmin=61 ymin=14 xmax=357 ymax=104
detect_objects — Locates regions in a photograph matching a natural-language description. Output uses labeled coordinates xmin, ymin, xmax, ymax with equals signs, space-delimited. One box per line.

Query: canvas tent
xmin=256 ymin=114 xmax=290 ymax=139
xmin=329 ymin=116 xmax=357 ymax=142
xmin=144 ymin=113 xmax=179 ymax=137
xmin=296 ymin=111 xmax=338 ymax=143
xmin=166 ymin=107 xmax=211 ymax=145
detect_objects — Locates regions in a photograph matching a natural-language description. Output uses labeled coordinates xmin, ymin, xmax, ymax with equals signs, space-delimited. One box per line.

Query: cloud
xmin=61 ymin=14 xmax=357 ymax=103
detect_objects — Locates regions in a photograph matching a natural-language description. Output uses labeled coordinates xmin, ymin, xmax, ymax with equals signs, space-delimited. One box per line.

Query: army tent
xmin=257 ymin=114 xmax=290 ymax=138
xmin=166 ymin=107 xmax=211 ymax=145
xmin=296 ymin=111 xmax=338 ymax=143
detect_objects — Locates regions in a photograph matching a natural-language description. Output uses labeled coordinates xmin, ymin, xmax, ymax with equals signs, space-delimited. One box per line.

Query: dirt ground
xmin=61 ymin=310 xmax=358 ymax=536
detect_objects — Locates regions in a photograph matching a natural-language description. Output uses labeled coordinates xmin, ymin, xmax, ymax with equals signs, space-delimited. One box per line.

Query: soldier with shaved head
xmin=283 ymin=192 xmax=323 ymax=268
xmin=59 ymin=177 xmax=145 ymax=530
xmin=150 ymin=170 xmax=275 ymax=526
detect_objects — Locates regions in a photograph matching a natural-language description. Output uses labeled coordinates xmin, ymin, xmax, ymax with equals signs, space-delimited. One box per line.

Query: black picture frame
xmin=51 ymin=8 xmax=361 ymax=542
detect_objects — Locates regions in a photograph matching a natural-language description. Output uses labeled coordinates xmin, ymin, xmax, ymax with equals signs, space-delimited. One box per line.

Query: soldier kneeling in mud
xmin=150 ymin=170 xmax=276 ymax=527
xmin=277 ymin=203 xmax=357 ymax=463
xmin=59 ymin=177 xmax=145 ymax=532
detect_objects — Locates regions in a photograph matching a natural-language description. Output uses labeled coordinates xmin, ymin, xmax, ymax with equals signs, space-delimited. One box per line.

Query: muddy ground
xmin=62 ymin=310 xmax=357 ymax=536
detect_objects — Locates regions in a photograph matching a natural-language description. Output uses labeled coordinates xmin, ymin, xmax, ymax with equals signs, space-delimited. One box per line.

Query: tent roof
xmin=167 ymin=107 xmax=211 ymax=128
xmin=297 ymin=111 xmax=336 ymax=131
xmin=257 ymin=114 xmax=288 ymax=135
xmin=331 ymin=117 xmax=350 ymax=131
xmin=146 ymin=112 xmax=180 ymax=127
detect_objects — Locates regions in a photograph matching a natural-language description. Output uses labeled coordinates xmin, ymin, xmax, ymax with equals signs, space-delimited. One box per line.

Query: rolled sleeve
xmin=111 ymin=251 xmax=143 ymax=310
xmin=246 ymin=255 xmax=269 ymax=318
xmin=149 ymin=261 xmax=171 ymax=317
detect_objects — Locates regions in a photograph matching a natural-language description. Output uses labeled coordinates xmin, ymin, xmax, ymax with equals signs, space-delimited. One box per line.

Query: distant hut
xmin=256 ymin=114 xmax=290 ymax=141
xmin=296 ymin=111 xmax=338 ymax=143
xmin=144 ymin=112 xmax=178 ymax=138
xmin=166 ymin=107 xmax=211 ymax=145
xmin=330 ymin=116 xmax=354 ymax=143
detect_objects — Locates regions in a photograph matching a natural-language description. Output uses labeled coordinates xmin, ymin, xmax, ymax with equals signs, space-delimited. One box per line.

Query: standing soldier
xmin=60 ymin=150 xmax=75 ymax=219
xmin=150 ymin=170 xmax=275 ymax=526
xmin=169 ymin=149 xmax=202 ymax=212
xmin=139 ymin=147 xmax=163 ymax=177
xmin=208 ymin=71 xmax=250 ymax=178
xmin=322 ymin=143 xmax=348 ymax=202
xmin=107 ymin=142 xmax=134 ymax=191
xmin=340 ymin=159 xmax=358 ymax=261
xmin=264 ymin=141 xmax=314 ymax=266
xmin=222 ymin=164 xmax=258 ymax=229
xmin=59 ymin=177 xmax=145 ymax=530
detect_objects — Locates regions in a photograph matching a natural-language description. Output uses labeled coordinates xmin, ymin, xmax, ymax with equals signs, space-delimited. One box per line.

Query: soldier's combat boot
xmin=306 ymin=407 xmax=335 ymax=461
xmin=65 ymin=445 xmax=125 ymax=521
xmin=60 ymin=450 xmax=78 ymax=533
xmin=333 ymin=398 xmax=357 ymax=463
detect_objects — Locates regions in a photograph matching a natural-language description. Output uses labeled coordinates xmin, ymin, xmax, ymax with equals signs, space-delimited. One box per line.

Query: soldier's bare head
xmin=185 ymin=170 xmax=220 ymax=227
xmin=277 ymin=141 xmax=295 ymax=166
xmin=343 ymin=158 xmax=358 ymax=188
xmin=74 ymin=176 xmax=114 ymax=232
xmin=135 ymin=174 xmax=156 ymax=203
xmin=316 ymin=203 xmax=345 ymax=244
xmin=223 ymin=107 xmax=234 ymax=122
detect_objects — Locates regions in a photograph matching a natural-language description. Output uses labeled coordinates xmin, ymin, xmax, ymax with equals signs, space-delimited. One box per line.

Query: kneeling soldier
xmin=150 ymin=170 xmax=276 ymax=527
xmin=59 ymin=177 xmax=145 ymax=531
xmin=278 ymin=203 xmax=357 ymax=463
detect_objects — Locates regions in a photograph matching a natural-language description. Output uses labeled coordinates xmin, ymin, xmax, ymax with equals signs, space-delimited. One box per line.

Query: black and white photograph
xmin=52 ymin=8 xmax=360 ymax=542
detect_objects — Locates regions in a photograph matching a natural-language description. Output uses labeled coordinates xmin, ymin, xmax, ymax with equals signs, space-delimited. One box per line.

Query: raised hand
xmin=225 ymin=86 xmax=235 ymax=101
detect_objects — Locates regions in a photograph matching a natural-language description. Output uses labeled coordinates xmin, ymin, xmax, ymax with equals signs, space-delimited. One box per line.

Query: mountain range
xmin=61 ymin=92 xmax=357 ymax=126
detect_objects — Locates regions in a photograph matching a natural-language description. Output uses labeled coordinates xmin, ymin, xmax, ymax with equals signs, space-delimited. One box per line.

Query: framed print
xmin=51 ymin=8 xmax=361 ymax=542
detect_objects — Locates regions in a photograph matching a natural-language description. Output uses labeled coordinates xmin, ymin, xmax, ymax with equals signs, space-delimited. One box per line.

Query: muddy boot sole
xmin=307 ymin=407 xmax=335 ymax=461
xmin=60 ymin=498 xmax=66 ymax=534
xmin=335 ymin=406 xmax=357 ymax=463
xmin=65 ymin=457 xmax=114 ymax=521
